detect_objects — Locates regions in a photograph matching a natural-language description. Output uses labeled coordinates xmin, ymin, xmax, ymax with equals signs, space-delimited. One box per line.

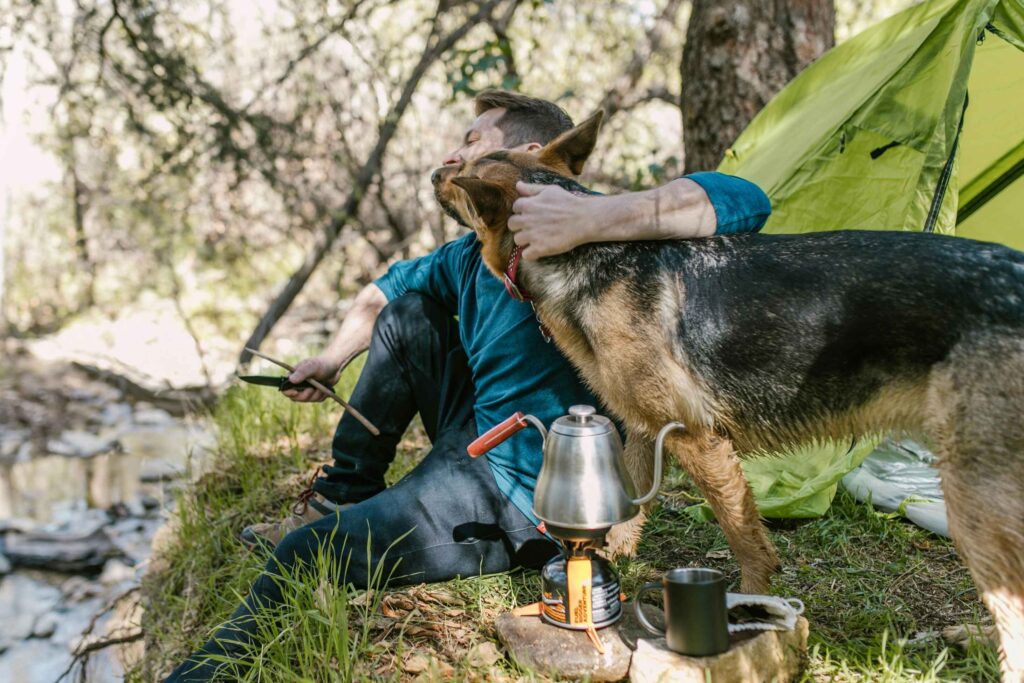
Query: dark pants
xmin=165 ymin=294 xmax=558 ymax=681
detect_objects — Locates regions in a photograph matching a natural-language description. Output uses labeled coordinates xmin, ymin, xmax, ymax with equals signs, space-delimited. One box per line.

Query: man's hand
xmin=508 ymin=181 xmax=595 ymax=260
xmin=282 ymin=356 xmax=342 ymax=403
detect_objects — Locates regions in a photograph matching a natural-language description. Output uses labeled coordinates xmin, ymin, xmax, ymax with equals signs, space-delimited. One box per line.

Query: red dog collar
xmin=502 ymin=244 xmax=552 ymax=342
xmin=503 ymin=244 xmax=531 ymax=302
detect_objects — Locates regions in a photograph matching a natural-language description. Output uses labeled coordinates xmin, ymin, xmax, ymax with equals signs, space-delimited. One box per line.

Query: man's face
xmin=441 ymin=107 xmax=508 ymax=166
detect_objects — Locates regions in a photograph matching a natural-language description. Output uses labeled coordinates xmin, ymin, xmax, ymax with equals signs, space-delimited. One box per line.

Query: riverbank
xmin=0 ymin=341 xmax=214 ymax=681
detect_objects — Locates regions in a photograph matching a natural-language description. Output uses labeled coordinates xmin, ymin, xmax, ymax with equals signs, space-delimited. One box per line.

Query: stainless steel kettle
xmin=468 ymin=405 xmax=685 ymax=539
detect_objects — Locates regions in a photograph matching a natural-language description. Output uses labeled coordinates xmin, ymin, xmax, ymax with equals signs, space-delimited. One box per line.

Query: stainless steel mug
xmin=633 ymin=567 xmax=730 ymax=656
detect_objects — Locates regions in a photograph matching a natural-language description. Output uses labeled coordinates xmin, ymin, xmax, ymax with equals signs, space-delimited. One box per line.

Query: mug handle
xmin=633 ymin=582 xmax=665 ymax=636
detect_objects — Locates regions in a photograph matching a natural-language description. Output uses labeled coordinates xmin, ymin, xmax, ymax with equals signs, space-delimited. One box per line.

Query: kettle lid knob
xmin=568 ymin=405 xmax=596 ymax=422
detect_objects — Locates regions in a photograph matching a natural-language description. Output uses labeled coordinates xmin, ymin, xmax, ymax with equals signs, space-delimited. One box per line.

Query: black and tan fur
xmin=433 ymin=112 xmax=1024 ymax=681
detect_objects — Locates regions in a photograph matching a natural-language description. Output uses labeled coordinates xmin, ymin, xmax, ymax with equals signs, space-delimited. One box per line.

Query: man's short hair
xmin=474 ymin=90 xmax=574 ymax=147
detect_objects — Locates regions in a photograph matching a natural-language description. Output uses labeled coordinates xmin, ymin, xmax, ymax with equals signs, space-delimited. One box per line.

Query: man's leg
xmin=166 ymin=421 xmax=559 ymax=682
xmin=243 ymin=293 xmax=463 ymax=545
xmin=314 ymin=292 xmax=463 ymax=504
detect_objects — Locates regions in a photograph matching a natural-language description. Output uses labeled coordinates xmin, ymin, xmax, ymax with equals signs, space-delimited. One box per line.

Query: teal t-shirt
xmin=375 ymin=173 xmax=770 ymax=527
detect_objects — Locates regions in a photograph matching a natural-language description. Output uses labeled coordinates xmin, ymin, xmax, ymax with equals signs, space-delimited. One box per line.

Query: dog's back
xmin=665 ymin=230 xmax=1024 ymax=446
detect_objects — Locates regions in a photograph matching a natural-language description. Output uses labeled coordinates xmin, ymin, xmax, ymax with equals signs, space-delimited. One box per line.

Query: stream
xmin=0 ymin=343 xmax=214 ymax=682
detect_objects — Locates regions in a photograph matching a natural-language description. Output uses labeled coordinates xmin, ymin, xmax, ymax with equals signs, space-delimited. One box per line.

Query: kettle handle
xmin=631 ymin=421 xmax=686 ymax=505
xmin=467 ymin=412 xmax=548 ymax=457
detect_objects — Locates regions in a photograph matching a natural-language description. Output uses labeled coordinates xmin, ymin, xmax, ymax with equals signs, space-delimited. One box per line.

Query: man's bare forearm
xmin=509 ymin=178 xmax=718 ymax=259
xmin=583 ymin=177 xmax=717 ymax=243
xmin=321 ymin=283 xmax=388 ymax=370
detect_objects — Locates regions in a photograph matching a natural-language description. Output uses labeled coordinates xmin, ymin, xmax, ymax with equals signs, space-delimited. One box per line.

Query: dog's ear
xmin=451 ymin=177 xmax=508 ymax=227
xmin=536 ymin=110 xmax=604 ymax=176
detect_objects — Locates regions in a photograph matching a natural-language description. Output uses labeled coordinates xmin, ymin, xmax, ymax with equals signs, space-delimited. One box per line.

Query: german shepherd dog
xmin=432 ymin=112 xmax=1024 ymax=679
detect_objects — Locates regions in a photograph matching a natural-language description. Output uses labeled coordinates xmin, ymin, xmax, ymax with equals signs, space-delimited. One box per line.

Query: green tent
xmin=698 ymin=0 xmax=1024 ymax=520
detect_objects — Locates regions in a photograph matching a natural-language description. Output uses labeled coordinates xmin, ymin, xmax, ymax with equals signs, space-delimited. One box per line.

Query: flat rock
xmin=46 ymin=430 xmax=119 ymax=458
xmin=496 ymin=606 xmax=647 ymax=682
xmin=629 ymin=617 xmax=809 ymax=683
xmin=4 ymin=526 xmax=121 ymax=572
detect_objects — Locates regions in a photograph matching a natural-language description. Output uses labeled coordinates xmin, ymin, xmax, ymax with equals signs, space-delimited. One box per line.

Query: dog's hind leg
xmin=605 ymin=434 xmax=655 ymax=559
xmin=672 ymin=432 xmax=779 ymax=593
xmin=928 ymin=346 xmax=1024 ymax=682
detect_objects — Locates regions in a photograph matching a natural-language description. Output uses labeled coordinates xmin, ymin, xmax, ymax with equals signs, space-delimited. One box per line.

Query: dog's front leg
xmin=673 ymin=433 xmax=780 ymax=593
xmin=604 ymin=434 xmax=655 ymax=558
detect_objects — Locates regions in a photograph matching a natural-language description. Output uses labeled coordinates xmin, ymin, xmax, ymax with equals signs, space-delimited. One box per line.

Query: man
xmin=166 ymin=90 xmax=769 ymax=681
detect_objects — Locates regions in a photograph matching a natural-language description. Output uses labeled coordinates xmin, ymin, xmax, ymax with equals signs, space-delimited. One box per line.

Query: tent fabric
xmin=700 ymin=0 xmax=1024 ymax=519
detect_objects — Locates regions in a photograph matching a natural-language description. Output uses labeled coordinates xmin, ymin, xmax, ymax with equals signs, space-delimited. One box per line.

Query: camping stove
xmin=467 ymin=405 xmax=685 ymax=649
xmin=539 ymin=537 xmax=623 ymax=630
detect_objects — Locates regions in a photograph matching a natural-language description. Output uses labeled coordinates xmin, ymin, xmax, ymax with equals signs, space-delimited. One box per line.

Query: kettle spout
xmin=631 ymin=421 xmax=686 ymax=506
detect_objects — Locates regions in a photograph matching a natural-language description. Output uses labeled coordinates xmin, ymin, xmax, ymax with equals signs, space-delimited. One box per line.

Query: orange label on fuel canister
xmin=566 ymin=557 xmax=593 ymax=626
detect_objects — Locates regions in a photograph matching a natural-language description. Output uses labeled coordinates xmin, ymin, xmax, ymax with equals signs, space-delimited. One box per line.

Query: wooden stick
xmin=244 ymin=347 xmax=380 ymax=436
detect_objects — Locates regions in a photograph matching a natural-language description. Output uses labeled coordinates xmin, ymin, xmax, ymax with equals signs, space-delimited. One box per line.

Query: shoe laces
xmin=291 ymin=469 xmax=319 ymax=516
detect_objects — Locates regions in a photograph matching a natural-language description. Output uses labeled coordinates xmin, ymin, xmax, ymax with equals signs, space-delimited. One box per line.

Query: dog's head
xmin=431 ymin=111 xmax=604 ymax=275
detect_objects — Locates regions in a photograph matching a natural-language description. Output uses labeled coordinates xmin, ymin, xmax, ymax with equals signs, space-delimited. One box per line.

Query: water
xmin=0 ymin=353 xmax=213 ymax=682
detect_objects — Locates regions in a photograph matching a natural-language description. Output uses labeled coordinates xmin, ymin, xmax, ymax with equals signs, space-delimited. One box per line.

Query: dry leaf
xmin=403 ymin=653 xmax=431 ymax=673
xmin=466 ymin=641 xmax=503 ymax=668
xmin=350 ymin=589 xmax=375 ymax=607
xmin=705 ymin=548 xmax=731 ymax=559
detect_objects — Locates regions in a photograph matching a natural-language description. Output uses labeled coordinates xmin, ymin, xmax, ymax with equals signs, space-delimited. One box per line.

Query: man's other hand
xmin=509 ymin=181 xmax=594 ymax=260
xmin=283 ymin=356 xmax=341 ymax=403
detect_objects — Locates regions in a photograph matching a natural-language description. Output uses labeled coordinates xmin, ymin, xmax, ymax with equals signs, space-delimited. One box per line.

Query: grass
xmin=133 ymin=361 xmax=1001 ymax=682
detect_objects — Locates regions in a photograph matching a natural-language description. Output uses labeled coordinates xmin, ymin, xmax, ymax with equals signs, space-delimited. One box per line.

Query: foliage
xmin=2 ymin=0 xmax=689 ymax=344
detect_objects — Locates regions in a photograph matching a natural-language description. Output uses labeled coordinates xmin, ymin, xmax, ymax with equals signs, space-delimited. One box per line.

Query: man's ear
xmin=451 ymin=177 xmax=508 ymax=226
xmin=536 ymin=110 xmax=604 ymax=176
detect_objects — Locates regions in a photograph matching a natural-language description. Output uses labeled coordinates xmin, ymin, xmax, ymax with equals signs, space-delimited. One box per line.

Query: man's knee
xmin=375 ymin=293 xmax=451 ymax=343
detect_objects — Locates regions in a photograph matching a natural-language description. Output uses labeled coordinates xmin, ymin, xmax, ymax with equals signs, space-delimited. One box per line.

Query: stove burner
xmin=540 ymin=553 xmax=623 ymax=630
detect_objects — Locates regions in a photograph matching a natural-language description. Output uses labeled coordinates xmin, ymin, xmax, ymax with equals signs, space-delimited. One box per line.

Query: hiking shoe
xmin=240 ymin=471 xmax=351 ymax=549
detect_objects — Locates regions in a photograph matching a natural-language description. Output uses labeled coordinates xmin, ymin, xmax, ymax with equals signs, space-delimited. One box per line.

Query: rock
xmin=0 ymin=573 xmax=62 ymax=640
xmin=61 ymin=576 xmax=104 ymax=603
xmin=4 ymin=527 xmax=121 ymax=573
xmin=132 ymin=407 xmax=175 ymax=426
xmin=0 ymin=552 xmax=11 ymax=576
xmin=100 ymin=402 xmax=134 ymax=426
xmin=0 ymin=428 xmax=29 ymax=460
xmin=495 ymin=612 xmax=632 ymax=682
xmin=100 ymin=559 xmax=136 ymax=586
xmin=46 ymin=430 xmax=119 ymax=458
xmin=31 ymin=613 xmax=59 ymax=639
xmin=629 ymin=617 xmax=809 ymax=683
xmin=138 ymin=458 xmax=185 ymax=483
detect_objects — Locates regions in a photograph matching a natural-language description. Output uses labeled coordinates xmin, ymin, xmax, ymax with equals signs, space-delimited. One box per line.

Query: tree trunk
xmin=681 ymin=0 xmax=834 ymax=172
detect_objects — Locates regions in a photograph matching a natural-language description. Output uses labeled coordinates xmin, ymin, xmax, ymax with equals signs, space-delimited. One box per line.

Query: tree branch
xmin=238 ymin=0 xmax=517 ymax=366
xmin=599 ymin=0 xmax=684 ymax=119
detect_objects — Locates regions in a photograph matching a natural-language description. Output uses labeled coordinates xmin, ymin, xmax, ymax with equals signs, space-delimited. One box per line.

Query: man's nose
xmin=442 ymin=150 xmax=462 ymax=167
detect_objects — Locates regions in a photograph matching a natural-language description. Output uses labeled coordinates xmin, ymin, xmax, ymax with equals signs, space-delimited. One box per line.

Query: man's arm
xmin=508 ymin=173 xmax=771 ymax=260
xmin=283 ymin=283 xmax=388 ymax=402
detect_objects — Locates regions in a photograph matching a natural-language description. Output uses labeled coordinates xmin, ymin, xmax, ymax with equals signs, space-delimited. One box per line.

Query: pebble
xmin=31 ymin=613 xmax=59 ymax=639
xmin=100 ymin=559 xmax=136 ymax=586
xmin=0 ymin=552 xmax=11 ymax=576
